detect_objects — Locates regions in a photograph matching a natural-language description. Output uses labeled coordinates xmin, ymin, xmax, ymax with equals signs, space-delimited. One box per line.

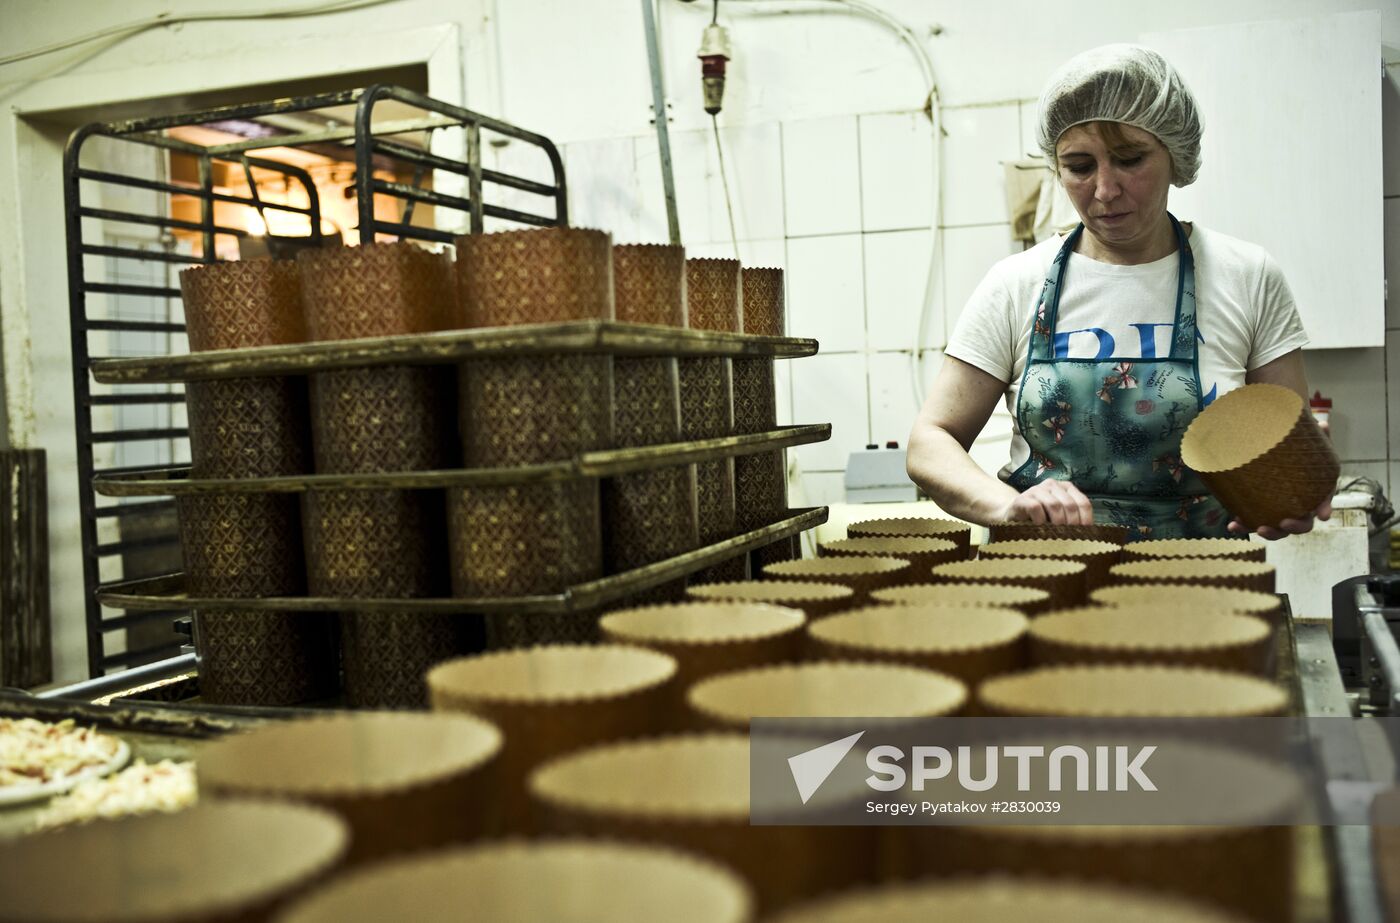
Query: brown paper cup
xmin=806 ymin=604 xmax=1028 ymax=686
xmin=976 ymin=538 xmax=1122 ymax=589
xmin=599 ymin=603 xmax=805 ymax=719
xmin=274 ymin=839 xmax=752 ymax=923
xmin=1108 ymin=558 xmax=1276 ymax=594
xmin=732 ymin=359 xmax=776 ymax=435
xmin=679 ymin=357 xmax=734 ymax=441
xmin=455 ymin=227 xmax=615 ymax=326
xmin=530 ymin=734 xmax=871 ymax=915
xmin=1180 ymin=383 xmax=1340 ymax=530
xmin=613 ymin=243 xmax=686 ymax=327
xmin=847 ymin=517 xmax=973 ymax=558
xmin=910 ymin=744 xmax=1300 ymax=923
xmin=1090 ymin=584 xmax=1285 ymax=625
xmin=195 ymin=609 xmax=339 ymax=707
xmin=767 ymin=878 xmax=1258 ymax=923
xmin=460 ymin=355 xmax=614 ymax=466
xmin=871 ymin=582 xmax=1053 ymax=616
xmin=987 ymin=521 xmax=1129 ymax=546
xmin=686 ymin=258 xmax=742 ymax=332
xmin=426 ymin=645 xmax=677 ymax=832
xmin=1123 ymin=537 xmax=1267 ymax=563
xmin=978 ymin=664 xmax=1290 ymax=717
xmin=1029 ymin=605 xmax=1274 ymax=675
xmin=821 ymin=537 xmax=962 ymax=574
xmin=0 ymin=799 xmax=346 ymax=923
xmin=695 ymin=456 xmax=738 ymax=544
xmin=741 ymin=267 xmax=784 ymax=337
xmin=614 ymin=356 xmax=680 ymax=446
xmin=446 ymin=480 xmax=603 ymax=599
xmin=298 ymin=241 xmax=457 ymax=340
xmin=186 ymin=377 xmax=311 ymax=478
xmin=688 ymin=662 xmax=967 ymax=728
xmin=930 ymin=557 xmax=1088 ymax=608
xmin=197 ymin=713 xmax=501 ymax=867
xmin=687 ymin=580 xmax=855 ymax=620
xmin=763 ymin=556 xmax=910 ymax=606
xmin=179 ymin=258 xmax=305 ymax=351
xmin=309 ymin=366 xmax=456 ymax=473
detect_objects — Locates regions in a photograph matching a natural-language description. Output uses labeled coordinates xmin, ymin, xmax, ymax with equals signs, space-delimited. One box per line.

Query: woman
xmin=907 ymin=44 xmax=1329 ymax=541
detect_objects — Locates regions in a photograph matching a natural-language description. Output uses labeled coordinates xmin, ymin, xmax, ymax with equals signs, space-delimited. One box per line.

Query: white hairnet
xmin=1036 ymin=44 xmax=1203 ymax=187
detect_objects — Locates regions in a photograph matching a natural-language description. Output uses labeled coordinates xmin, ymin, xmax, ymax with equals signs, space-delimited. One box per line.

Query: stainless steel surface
xmin=35 ymin=654 xmax=198 ymax=702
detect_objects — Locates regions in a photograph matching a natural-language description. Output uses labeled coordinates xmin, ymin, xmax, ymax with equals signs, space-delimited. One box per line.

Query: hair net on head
xmin=1036 ymin=43 xmax=1203 ymax=187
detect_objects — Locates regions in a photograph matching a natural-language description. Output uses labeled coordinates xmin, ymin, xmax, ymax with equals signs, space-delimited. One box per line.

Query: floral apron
xmin=1006 ymin=215 xmax=1229 ymax=540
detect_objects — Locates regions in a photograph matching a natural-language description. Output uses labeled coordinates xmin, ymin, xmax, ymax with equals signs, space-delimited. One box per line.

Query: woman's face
xmin=1055 ymin=122 xmax=1173 ymax=250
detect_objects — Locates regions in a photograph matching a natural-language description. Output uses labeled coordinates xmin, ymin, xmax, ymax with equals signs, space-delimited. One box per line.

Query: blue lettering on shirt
xmin=1052 ymin=328 xmax=1115 ymax=359
xmin=1052 ymin=321 xmax=1219 ymax=405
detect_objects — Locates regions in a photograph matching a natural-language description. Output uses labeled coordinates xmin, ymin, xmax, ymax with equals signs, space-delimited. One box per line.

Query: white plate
xmin=0 ymin=738 xmax=132 ymax=808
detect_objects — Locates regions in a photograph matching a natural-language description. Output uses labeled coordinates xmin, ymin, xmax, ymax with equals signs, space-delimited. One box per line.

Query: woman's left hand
xmin=1226 ymin=500 xmax=1332 ymax=541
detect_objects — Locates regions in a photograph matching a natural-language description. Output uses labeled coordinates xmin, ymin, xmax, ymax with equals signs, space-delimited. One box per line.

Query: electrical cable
xmin=712 ymin=114 xmax=741 ymax=260
xmin=701 ymin=0 xmax=942 ymax=407
xmin=0 ymin=0 xmax=401 ymax=68
xmin=712 ymin=0 xmax=720 ymax=25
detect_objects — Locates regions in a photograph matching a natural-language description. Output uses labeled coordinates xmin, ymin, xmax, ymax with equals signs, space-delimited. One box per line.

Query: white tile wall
xmin=792 ymin=471 xmax=847 ymax=507
xmin=564 ymin=136 xmax=644 ymax=242
xmin=774 ymin=359 xmax=794 ymax=426
xmin=1342 ymin=461 xmax=1389 ymax=496
xmin=785 ymin=234 xmax=865 ymax=351
xmin=685 ymin=237 xmax=787 ymax=270
xmin=1384 ymin=71 xmax=1400 ymax=199
xmin=1304 ymin=348 xmax=1388 ymax=462
xmin=863 ymin=229 xmax=937 ymax=352
xmin=791 ymin=352 xmax=869 ymax=471
xmin=941 ymin=224 xmax=1019 ymax=341
xmin=939 ymin=104 xmax=1022 ymax=227
xmin=1387 ymin=330 xmax=1400 ymax=461
xmin=868 ymin=352 xmax=921 ymax=448
xmin=1017 ymin=99 xmax=1041 ymax=160
xmin=782 ymin=116 xmax=862 ymax=238
xmin=858 ymin=111 xmax=934 ymax=233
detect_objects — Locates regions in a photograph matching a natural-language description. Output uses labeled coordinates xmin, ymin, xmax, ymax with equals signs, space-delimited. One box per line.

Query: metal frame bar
xmin=64 ymin=84 xmax=570 ymax=677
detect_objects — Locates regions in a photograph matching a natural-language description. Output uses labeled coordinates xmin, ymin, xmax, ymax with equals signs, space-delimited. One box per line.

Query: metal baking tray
xmin=91 ymin=425 xmax=830 ymax=496
xmin=89 ymin=320 xmax=819 ymax=384
xmin=97 ymin=506 xmax=828 ymax=616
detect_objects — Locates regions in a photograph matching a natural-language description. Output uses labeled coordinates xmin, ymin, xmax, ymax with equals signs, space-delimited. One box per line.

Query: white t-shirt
xmin=945 ymin=224 xmax=1308 ymax=480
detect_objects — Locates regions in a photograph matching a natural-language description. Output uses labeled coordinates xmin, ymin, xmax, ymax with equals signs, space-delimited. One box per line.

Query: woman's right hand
xmin=998 ymin=479 xmax=1095 ymax=525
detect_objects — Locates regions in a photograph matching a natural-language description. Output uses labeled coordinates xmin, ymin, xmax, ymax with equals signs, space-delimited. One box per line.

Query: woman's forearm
xmin=906 ymin=423 xmax=1020 ymax=526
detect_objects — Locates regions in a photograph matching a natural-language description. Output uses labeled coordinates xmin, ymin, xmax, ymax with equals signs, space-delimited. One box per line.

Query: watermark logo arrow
xmin=788 ymin=731 xmax=865 ymax=804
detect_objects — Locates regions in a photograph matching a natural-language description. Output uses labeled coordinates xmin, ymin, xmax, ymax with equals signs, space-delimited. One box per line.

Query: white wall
xmin=2 ymin=0 xmax=1398 ymax=678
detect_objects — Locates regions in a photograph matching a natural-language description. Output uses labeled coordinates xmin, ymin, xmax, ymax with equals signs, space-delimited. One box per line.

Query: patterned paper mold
xmin=688 ymin=662 xmax=967 ymax=729
xmin=1180 ymin=383 xmax=1340 ymax=531
xmin=976 ymin=538 xmax=1122 ymax=589
xmin=274 ymin=839 xmax=753 ymax=923
xmin=455 ymin=227 xmax=615 ymax=327
xmin=686 ymin=580 xmax=855 ymax=620
xmin=297 ymin=241 xmax=457 ymax=340
xmin=820 ymin=536 xmax=962 ymax=574
xmin=308 ymin=366 xmax=456 ymax=474
xmin=978 ymin=663 xmax=1289 ymax=717
xmin=601 ymin=467 xmax=698 ymax=576
xmin=196 ymin=713 xmax=502 ymax=867
xmin=529 ymin=734 xmax=872 ymax=915
xmin=613 ymin=243 xmax=686 ymax=327
xmin=930 ymin=557 xmax=1088 ymax=609
xmin=301 ymin=490 xmax=448 ymax=599
xmin=179 ymin=257 xmax=305 ymax=351
xmin=1107 ymin=558 xmax=1276 ymax=594
xmin=871 ymin=582 xmax=1053 ymax=616
xmin=763 ymin=556 xmax=911 ymax=606
xmin=847 ymin=517 xmax=973 ymax=558
xmin=186 ymin=377 xmax=312 ymax=479
xmin=685 ymin=258 xmax=742 ymax=333
xmin=732 ymin=359 xmax=777 ymax=435
xmin=339 ymin=611 xmax=481 ymax=709
xmin=734 ymin=450 xmax=787 ymax=533
xmin=1028 ymin=605 xmax=1273 ymax=675
xmin=1122 ymin=537 xmax=1267 ymax=563
xmin=806 ymin=604 xmax=1028 ymax=686
xmin=194 ymin=610 xmax=339 ymax=707
xmin=986 ymin=521 xmax=1129 ymax=546
xmin=178 ymin=492 xmax=305 ymax=597
xmin=740 ymin=267 xmax=784 ymax=337
xmin=459 ymin=355 xmax=614 ymax=467
xmin=1090 ymin=583 xmax=1284 ymax=625
xmin=426 ymin=645 xmax=677 ymax=832
xmin=0 ymin=800 xmax=347 ymax=923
